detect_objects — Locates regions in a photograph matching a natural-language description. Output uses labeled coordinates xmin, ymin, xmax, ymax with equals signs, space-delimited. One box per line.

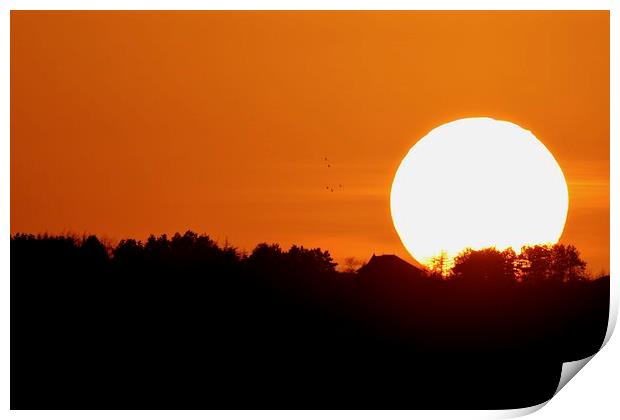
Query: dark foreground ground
xmin=11 ymin=234 xmax=609 ymax=409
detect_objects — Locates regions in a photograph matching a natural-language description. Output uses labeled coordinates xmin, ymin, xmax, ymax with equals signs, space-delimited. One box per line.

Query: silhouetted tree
xmin=450 ymin=247 xmax=516 ymax=284
xmin=518 ymin=245 xmax=552 ymax=283
xmin=114 ymin=238 xmax=144 ymax=265
xmin=429 ymin=250 xmax=449 ymax=280
xmin=77 ymin=235 xmax=109 ymax=277
xmin=518 ymin=244 xmax=587 ymax=284
xmin=448 ymin=244 xmax=588 ymax=285
xmin=80 ymin=235 xmax=108 ymax=261
xmin=343 ymin=257 xmax=363 ymax=273
xmin=287 ymin=245 xmax=337 ymax=274
xmin=550 ymin=244 xmax=587 ymax=283
xmin=246 ymin=243 xmax=285 ymax=273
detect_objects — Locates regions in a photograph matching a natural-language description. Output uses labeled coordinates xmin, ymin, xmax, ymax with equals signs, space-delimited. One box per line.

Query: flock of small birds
xmin=324 ymin=157 xmax=344 ymax=193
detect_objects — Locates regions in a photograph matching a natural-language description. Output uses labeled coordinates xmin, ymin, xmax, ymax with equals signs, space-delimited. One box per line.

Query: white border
xmin=0 ymin=0 xmax=616 ymax=10
xmin=1 ymin=1 xmax=616 ymax=419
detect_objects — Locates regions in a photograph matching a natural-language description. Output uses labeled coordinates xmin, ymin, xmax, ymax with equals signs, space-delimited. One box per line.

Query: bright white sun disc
xmin=390 ymin=117 xmax=569 ymax=267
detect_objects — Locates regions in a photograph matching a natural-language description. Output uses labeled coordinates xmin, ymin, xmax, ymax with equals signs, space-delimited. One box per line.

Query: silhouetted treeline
xmin=430 ymin=243 xmax=590 ymax=284
xmin=11 ymin=232 xmax=609 ymax=409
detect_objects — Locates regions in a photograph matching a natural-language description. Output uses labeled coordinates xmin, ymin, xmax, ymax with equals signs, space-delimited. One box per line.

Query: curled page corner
xmin=554 ymin=355 xmax=595 ymax=396
xmin=489 ymin=354 xmax=597 ymax=419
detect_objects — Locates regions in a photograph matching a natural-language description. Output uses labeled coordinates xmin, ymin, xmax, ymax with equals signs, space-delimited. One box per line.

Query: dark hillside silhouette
xmin=11 ymin=232 xmax=609 ymax=409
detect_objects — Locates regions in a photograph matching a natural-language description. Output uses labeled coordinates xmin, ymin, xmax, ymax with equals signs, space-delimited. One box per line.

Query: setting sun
xmin=390 ymin=117 xmax=569 ymax=267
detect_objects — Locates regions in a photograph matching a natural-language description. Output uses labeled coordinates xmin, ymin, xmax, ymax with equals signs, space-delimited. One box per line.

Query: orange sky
xmin=11 ymin=11 xmax=610 ymax=272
